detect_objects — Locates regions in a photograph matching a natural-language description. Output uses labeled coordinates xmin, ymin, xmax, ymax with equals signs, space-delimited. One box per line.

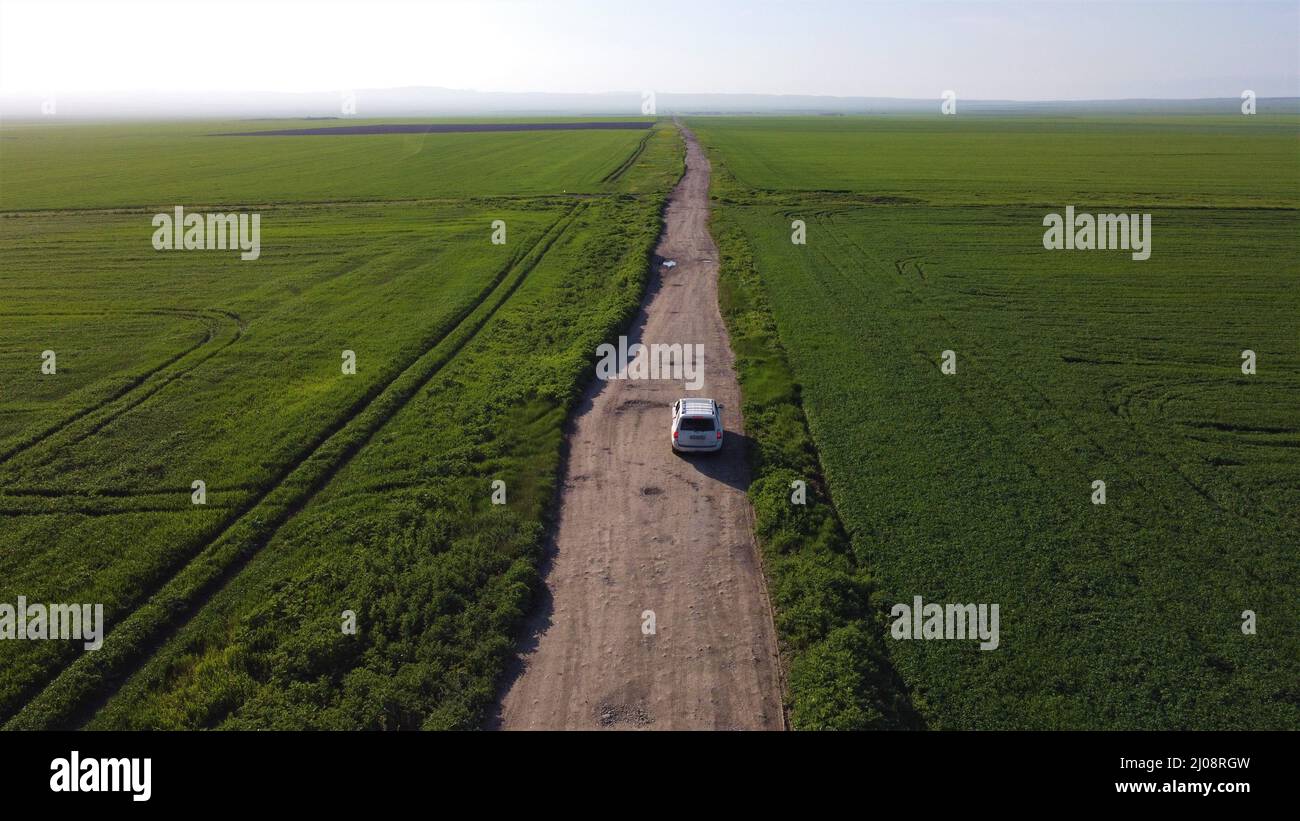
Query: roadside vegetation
xmin=714 ymin=203 xmax=920 ymax=729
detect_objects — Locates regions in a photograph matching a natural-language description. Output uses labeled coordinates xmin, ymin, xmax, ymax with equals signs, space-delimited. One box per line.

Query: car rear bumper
xmin=672 ymin=438 xmax=723 ymax=452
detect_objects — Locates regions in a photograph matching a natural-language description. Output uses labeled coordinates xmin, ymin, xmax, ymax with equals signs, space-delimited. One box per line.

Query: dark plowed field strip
xmin=219 ymin=122 xmax=654 ymax=137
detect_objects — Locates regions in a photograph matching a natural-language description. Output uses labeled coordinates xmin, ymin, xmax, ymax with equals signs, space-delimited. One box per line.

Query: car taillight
xmin=716 ymin=430 xmax=723 ymax=439
xmin=673 ymin=430 xmax=678 ymax=440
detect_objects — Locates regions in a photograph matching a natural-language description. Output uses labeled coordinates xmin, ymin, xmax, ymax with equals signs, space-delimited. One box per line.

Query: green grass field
xmin=0 ymin=118 xmax=668 ymax=210
xmin=695 ymin=115 xmax=1300 ymax=729
xmin=0 ymin=118 xmax=682 ymax=728
xmin=3 ymin=111 xmax=1295 ymax=731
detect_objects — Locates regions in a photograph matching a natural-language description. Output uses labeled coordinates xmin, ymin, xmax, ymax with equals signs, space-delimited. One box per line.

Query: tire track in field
xmin=1 ymin=244 xmax=407 ymax=476
xmin=854 ymin=218 xmax=1243 ymax=519
xmin=601 ymin=129 xmax=653 ymax=185
xmin=0 ymin=308 xmax=243 ymax=469
xmin=0 ymin=193 xmax=647 ymax=219
xmin=0 ymin=485 xmax=251 ymax=516
xmin=817 ymin=212 xmax=1271 ymax=527
xmin=3 ymin=206 xmax=581 ymax=728
xmin=493 ymin=125 xmax=783 ymax=730
xmin=814 ymin=214 xmax=1164 ymax=506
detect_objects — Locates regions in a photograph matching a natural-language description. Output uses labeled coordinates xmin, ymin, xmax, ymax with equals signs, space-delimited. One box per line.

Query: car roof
xmin=678 ymin=398 xmax=717 ymax=415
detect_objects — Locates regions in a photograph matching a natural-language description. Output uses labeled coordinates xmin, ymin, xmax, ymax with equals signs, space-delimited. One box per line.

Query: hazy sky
xmin=1 ymin=0 xmax=1296 ymax=99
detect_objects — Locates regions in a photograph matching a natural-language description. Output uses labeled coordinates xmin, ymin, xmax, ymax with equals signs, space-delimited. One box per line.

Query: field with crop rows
xmin=0 ymin=118 xmax=682 ymax=728
xmin=695 ymin=115 xmax=1300 ymax=729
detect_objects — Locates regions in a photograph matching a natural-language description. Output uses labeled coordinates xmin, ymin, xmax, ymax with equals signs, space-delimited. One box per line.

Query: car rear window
xmin=680 ymin=416 xmax=715 ymax=431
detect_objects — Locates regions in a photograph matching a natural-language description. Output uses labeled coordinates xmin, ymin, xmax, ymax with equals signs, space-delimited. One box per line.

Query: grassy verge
xmin=712 ymin=200 xmax=920 ymax=730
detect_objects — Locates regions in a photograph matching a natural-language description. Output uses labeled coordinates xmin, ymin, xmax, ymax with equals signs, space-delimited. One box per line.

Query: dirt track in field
xmin=492 ymin=124 xmax=783 ymax=730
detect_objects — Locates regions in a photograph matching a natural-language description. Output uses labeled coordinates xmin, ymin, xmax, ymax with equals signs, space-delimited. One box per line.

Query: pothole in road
xmin=614 ymin=398 xmax=659 ymax=415
xmin=596 ymin=702 xmax=655 ymax=727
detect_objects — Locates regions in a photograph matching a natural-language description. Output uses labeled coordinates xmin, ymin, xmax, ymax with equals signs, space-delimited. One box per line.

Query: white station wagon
xmin=671 ymin=398 xmax=723 ymax=453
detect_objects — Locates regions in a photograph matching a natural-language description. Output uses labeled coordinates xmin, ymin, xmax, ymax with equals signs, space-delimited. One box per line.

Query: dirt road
xmin=492 ymin=125 xmax=784 ymax=730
